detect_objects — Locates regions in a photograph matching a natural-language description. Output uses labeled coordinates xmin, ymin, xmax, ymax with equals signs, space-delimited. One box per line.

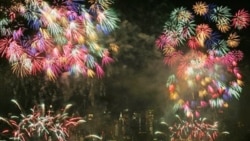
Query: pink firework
xmin=232 ymin=9 xmax=250 ymax=30
xmin=195 ymin=24 xmax=212 ymax=47
xmin=187 ymin=36 xmax=200 ymax=49
xmin=164 ymin=51 xmax=183 ymax=66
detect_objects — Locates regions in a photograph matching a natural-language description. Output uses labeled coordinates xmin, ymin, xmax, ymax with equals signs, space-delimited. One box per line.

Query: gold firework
xmin=193 ymin=1 xmax=208 ymax=16
xmin=227 ymin=32 xmax=240 ymax=48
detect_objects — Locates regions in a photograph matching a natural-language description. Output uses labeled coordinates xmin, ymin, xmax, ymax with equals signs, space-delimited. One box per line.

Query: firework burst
xmin=156 ymin=4 xmax=249 ymax=140
xmin=0 ymin=99 xmax=85 ymax=141
xmin=156 ymin=0 xmax=249 ymax=112
xmin=193 ymin=1 xmax=208 ymax=16
xmin=0 ymin=0 xmax=119 ymax=80
xmin=168 ymin=115 xmax=229 ymax=141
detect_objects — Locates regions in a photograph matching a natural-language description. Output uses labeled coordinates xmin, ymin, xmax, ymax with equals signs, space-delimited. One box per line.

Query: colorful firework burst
xmin=0 ymin=0 xmax=119 ymax=80
xmin=156 ymin=0 xmax=250 ymax=124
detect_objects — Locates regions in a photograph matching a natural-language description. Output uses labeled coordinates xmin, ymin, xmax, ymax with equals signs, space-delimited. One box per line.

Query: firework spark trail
xmin=168 ymin=115 xmax=229 ymax=141
xmin=0 ymin=99 xmax=85 ymax=141
xmin=0 ymin=0 xmax=120 ymax=80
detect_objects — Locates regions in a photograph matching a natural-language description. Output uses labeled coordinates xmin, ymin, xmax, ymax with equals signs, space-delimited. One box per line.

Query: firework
xmin=0 ymin=99 xmax=85 ymax=141
xmin=193 ymin=1 xmax=208 ymax=16
xmin=0 ymin=0 xmax=119 ymax=80
xmin=156 ymin=1 xmax=249 ymax=120
xmin=227 ymin=32 xmax=240 ymax=48
xmin=168 ymin=115 xmax=229 ymax=141
xmin=232 ymin=9 xmax=250 ymax=30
